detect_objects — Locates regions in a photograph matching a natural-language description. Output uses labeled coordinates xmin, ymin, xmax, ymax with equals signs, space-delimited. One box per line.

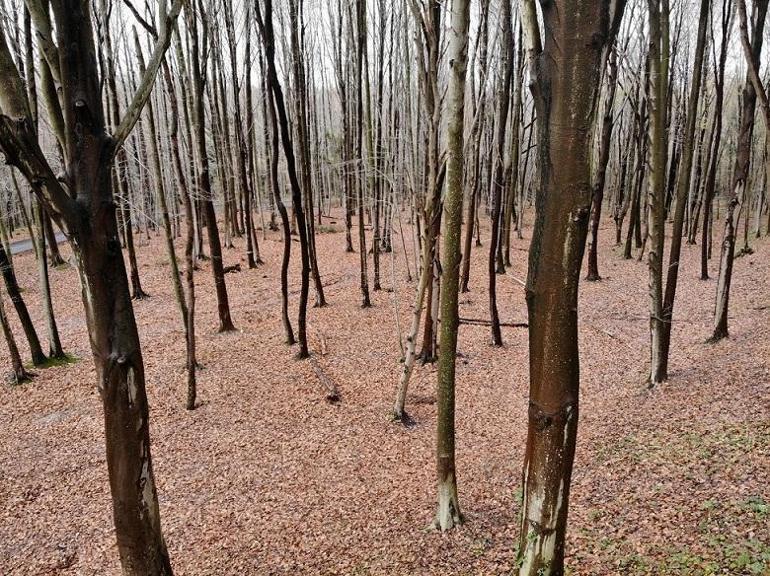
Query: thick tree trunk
xmin=74 ymin=205 xmax=172 ymax=575
xmin=518 ymin=1 xmax=624 ymax=573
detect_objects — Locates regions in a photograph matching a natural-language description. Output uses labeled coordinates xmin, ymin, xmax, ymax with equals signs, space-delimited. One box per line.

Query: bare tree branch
xmin=111 ymin=0 xmax=182 ymax=153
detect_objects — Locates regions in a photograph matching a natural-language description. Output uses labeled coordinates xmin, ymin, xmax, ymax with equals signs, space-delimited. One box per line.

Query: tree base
xmin=432 ymin=479 xmax=463 ymax=531
xmin=707 ymin=330 xmax=728 ymax=344
xmin=6 ymin=369 xmax=34 ymax=385
xmin=389 ymin=408 xmax=415 ymax=426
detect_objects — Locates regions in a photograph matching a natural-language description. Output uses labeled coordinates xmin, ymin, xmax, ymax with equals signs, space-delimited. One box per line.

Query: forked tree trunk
xmin=0 ymin=2 xmax=181 ymax=571
xmin=391 ymin=0 xmax=441 ymax=421
xmin=262 ymin=51 xmax=295 ymax=345
xmin=288 ymin=0 xmax=325 ymax=307
xmin=186 ymin=1 xmax=235 ymax=333
xmin=488 ymin=0 xmax=513 ymax=347
xmin=257 ymin=0 xmax=311 ymax=359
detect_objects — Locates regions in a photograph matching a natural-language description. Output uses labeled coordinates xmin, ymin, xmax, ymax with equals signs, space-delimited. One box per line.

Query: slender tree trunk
xmin=260 ymin=51 xmax=295 ymax=345
xmin=712 ymin=0 xmax=769 ymax=341
xmin=488 ymin=0 xmax=513 ymax=347
xmin=0 ymin=282 xmax=32 ymax=384
xmin=655 ymin=0 xmax=710 ymax=382
xmin=586 ymin=47 xmax=619 ymax=282
xmin=647 ymin=0 xmax=670 ymax=387
xmin=433 ymin=0 xmax=469 ymax=532
xmin=186 ymin=1 xmax=235 ymax=333
xmin=0 ymin=240 xmax=46 ymax=365
xmin=34 ymin=199 xmax=64 ymax=358
xmin=257 ymin=0 xmax=311 ymax=358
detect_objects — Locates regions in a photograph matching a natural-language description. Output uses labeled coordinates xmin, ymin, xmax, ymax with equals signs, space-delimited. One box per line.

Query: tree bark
xmin=655 ymin=0 xmax=710 ymax=383
xmin=433 ymin=0 xmax=470 ymax=532
xmin=711 ymin=0 xmax=768 ymax=341
xmin=518 ymin=1 xmax=625 ymax=573
xmin=586 ymin=47 xmax=619 ymax=282
xmin=0 ymin=238 xmax=47 ymax=365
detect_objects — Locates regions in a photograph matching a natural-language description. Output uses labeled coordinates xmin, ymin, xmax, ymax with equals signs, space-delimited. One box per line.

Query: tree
xmin=185 ymin=0 xmax=236 ymax=334
xmin=392 ymin=0 xmax=442 ymax=422
xmin=355 ymin=0 xmax=371 ymax=308
xmin=700 ymin=0 xmax=732 ymax=280
xmin=585 ymin=46 xmax=619 ymax=282
xmin=647 ymin=0 xmax=671 ymax=386
xmin=653 ymin=0 xmax=711 ymax=383
xmin=256 ymin=0 xmax=312 ymax=359
xmin=711 ymin=0 xmax=768 ymax=342
xmin=0 ymin=279 xmax=32 ymax=384
xmin=488 ymin=0 xmax=513 ymax=347
xmin=0 ymin=1 xmax=182 ymax=572
xmin=0 ymin=230 xmax=46 ymax=365
xmin=433 ymin=0 xmax=470 ymax=532
xmin=518 ymin=0 xmax=626 ymax=573
xmin=288 ymin=0 xmax=326 ymax=307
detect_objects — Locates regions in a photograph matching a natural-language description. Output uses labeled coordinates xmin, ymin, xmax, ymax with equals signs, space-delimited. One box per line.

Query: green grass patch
xmin=27 ymin=353 xmax=79 ymax=370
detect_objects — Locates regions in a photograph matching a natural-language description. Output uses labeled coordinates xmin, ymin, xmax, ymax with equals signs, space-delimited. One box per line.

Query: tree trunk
xmin=586 ymin=47 xmax=619 ymax=282
xmin=0 ymin=281 xmax=32 ymax=384
xmin=711 ymin=0 xmax=767 ymax=341
xmin=257 ymin=0 xmax=311 ymax=358
xmin=186 ymin=1 xmax=235 ymax=333
xmin=260 ymin=50 xmax=295 ymax=345
xmin=34 ymin=199 xmax=64 ymax=359
xmin=0 ymin=239 xmax=47 ymax=365
xmin=655 ymin=0 xmax=710 ymax=383
xmin=518 ymin=1 xmax=624 ymax=573
xmin=488 ymin=0 xmax=513 ymax=347
xmin=433 ymin=0 xmax=469 ymax=531
xmin=647 ymin=0 xmax=670 ymax=387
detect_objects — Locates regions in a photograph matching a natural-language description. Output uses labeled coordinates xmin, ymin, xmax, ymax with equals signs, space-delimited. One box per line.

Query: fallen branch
xmin=290 ymin=276 xmax=344 ymax=296
xmin=459 ymin=317 xmax=528 ymax=328
xmin=309 ymin=354 xmax=340 ymax=404
xmin=223 ymin=264 xmax=241 ymax=274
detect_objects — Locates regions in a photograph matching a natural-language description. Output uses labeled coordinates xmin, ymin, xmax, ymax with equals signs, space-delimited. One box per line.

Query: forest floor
xmin=1 ymin=212 xmax=769 ymax=576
